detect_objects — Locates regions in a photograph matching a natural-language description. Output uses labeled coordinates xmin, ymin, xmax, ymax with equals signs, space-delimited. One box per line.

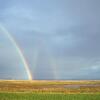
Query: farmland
xmin=0 ymin=80 xmax=100 ymax=100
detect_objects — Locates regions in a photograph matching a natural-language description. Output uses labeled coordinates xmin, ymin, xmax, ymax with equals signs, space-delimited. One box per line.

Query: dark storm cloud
xmin=52 ymin=24 xmax=100 ymax=58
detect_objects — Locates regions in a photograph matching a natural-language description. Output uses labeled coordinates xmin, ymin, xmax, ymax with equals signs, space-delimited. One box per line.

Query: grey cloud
xmin=0 ymin=0 xmax=100 ymax=79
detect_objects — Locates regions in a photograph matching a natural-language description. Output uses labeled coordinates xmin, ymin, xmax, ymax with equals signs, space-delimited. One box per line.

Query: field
xmin=0 ymin=80 xmax=100 ymax=100
xmin=0 ymin=93 xmax=100 ymax=100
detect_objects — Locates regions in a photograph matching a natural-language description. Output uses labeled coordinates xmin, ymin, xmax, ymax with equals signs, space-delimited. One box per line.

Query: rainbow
xmin=47 ymin=48 xmax=59 ymax=80
xmin=0 ymin=24 xmax=33 ymax=80
xmin=40 ymin=40 xmax=59 ymax=80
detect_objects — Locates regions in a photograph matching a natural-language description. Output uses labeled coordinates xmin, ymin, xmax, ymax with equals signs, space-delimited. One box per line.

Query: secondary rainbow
xmin=0 ymin=24 xmax=33 ymax=80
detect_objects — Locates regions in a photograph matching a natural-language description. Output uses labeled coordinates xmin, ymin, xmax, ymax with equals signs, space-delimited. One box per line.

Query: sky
xmin=0 ymin=0 xmax=100 ymax=80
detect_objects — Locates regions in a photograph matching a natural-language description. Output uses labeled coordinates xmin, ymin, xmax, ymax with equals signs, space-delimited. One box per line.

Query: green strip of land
xmin=0 ymin=93 xmax=100 ymax=100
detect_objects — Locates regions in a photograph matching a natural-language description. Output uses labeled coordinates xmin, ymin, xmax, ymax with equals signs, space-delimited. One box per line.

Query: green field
xmin=0 ymin=80 xmax=100 ymax=100
xmin=0 ymin=93 xmax=100 ymax=100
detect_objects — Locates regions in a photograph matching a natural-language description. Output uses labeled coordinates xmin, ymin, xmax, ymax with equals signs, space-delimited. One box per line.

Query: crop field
xmin=0 ymin=80 xmax=100 ymax=100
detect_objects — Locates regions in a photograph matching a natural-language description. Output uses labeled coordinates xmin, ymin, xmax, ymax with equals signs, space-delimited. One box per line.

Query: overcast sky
xmin=0 ymin=0 xmax=100 ymax=80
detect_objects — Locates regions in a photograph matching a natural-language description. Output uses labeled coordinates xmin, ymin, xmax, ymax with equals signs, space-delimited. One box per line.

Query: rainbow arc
xmin=0 ymin=24 xmax=32 ymax=80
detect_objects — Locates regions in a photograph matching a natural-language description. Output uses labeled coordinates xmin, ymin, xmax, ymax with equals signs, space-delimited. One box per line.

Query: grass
xmin=0 ymin=80 xmax=100 ymax=93
xmin=0 ymin=93 xmax=100 ymax=100
xmin=0 ymin=80 xmax=100 ymax=100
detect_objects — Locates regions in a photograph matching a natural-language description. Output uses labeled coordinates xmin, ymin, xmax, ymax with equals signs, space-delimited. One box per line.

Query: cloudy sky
xmin=0 ymin=0 xmax=100 ymax=80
